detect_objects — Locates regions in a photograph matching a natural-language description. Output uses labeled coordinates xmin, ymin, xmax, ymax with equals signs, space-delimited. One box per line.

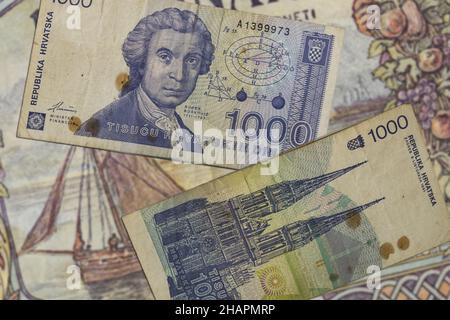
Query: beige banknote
xmin=124 ymin=105 xmax=450 ymax=300
xmin=17 ymin=0 xmax=343 ymax=169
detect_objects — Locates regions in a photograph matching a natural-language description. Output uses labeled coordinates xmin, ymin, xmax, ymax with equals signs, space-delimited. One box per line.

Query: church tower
xmin=247 ymin=198 xmax=384 ymax=265
xmin=234 ymin=161 xmax=367 ymax=222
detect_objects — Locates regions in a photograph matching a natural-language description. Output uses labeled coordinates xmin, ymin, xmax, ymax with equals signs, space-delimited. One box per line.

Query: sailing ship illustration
xmin=1 ymin=154 xmax=34 ymax=300
xmin=20 ymin=147 xmax=183 ymax=284
xmin=0 ymin=160 xmax=12 ymax=300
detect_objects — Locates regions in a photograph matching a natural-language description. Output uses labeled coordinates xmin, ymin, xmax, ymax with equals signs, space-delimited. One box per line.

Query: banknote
xmin=0 ymin=163 xmax=10 ymax=300
xmin=0 ymin=0 xmax=231 ymax=300
xmin=3 ymin=0 xmax=449 ymax=301
xmin=320 ymin=244 xmax=450 ymax=300
xmin=187 ymin=0 xmax=450 ymax=301
xmin=16 ymin=0 xmax=343 ymax=169
xmin=124 ymin=105 xmax=450 ymax=300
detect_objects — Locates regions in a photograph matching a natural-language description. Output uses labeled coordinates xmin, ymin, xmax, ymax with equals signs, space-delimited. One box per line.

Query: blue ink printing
xmin=302 ymin=33 xmax=331 ymax=66
xmin=27 ymin=112 xmax=46 ymax=131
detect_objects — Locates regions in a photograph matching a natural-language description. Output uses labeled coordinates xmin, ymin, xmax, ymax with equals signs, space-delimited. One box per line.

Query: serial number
xmin=52 ymin=0 xmax=92 ymax=8
xmin=237 ymin=19 xmax=290 ymax=36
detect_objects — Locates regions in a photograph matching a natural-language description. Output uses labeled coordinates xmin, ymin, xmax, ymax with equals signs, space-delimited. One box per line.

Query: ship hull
xmin=74 ymin=248 xmax=142 ymax=284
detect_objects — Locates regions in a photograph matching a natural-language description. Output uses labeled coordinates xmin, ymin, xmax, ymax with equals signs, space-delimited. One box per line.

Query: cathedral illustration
xmin=153 ymin=161 xmax=384 ymax=300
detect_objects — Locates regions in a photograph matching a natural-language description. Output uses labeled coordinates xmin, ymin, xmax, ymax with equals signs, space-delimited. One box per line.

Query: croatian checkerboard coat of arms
xmin=308 ymin=38 xmax=326 ymax=64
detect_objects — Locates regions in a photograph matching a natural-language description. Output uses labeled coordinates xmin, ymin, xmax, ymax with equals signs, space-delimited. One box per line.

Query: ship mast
xmin=92 ymin=150 xmax=131 ymax=247
xmin=73 ymin=149 xmax=88 ymax=253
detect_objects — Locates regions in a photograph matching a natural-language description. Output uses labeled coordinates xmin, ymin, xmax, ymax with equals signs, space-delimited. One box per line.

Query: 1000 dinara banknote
xmin=17 ymin=0 xmax=343 ymax=169
xmin=124 ymin=105 xmax=450 ymax=300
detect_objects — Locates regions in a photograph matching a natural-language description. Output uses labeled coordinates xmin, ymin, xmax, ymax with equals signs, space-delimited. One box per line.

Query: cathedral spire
xmin=288 ymin=161 xmax=368 ymax=202
xmin=263 ymin=161 xmax=368 ymax=213
xmin=300 ymin=197 xmax=385 ymax=240
xmin=249 ymin=197 xmax=384 ymax=265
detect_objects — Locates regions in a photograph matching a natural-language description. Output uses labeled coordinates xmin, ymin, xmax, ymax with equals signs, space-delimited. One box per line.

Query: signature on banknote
xmin=47 ymin=101 xmax=77 ymax=113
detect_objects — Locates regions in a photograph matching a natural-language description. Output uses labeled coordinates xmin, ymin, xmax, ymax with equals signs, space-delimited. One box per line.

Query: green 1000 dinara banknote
xmin=17 ymin=0 xmax=343 ymax=169
xmin=123 ymin=105 xmax=450 ymax=300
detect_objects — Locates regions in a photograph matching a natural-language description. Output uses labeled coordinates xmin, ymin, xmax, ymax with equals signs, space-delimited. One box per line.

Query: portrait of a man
xmin=76 ymin=8 xmax=215 ymax=149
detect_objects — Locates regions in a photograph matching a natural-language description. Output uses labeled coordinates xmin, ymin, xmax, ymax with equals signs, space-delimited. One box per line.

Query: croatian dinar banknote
xmin=124 ymin=105 xmax=450 ymax=300
xmin=17 ymin=0 xmax=343 ymax=169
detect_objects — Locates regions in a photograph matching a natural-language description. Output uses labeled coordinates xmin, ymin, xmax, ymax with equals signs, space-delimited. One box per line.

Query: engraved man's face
xmin=140 ymin=29 xmax=205 ymax=109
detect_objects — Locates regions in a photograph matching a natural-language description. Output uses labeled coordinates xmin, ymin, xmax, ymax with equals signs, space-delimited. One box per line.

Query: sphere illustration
xmin=225 ymin=35 xmax=292 ymax=86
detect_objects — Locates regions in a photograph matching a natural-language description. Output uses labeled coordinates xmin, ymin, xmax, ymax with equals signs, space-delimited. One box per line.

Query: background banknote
xmin=187 ymin=0 xmax=450 ymax=301
xmin=0 ymin=163 xmax=11 ymax=300
xmin=124 ymin=105 xmax=450 ymax=300
xmin=0 ymin=0 xmax=230 ymax=300
xmin=17 ymin=0 xmax=343 ymax=168
xmin=320 ymin=247 xmax=450 ymax=300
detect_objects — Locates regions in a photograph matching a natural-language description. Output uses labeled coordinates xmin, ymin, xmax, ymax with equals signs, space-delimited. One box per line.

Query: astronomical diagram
xmin=225 ymin=34 xmax=292 ymax=86
xmin=206 ymin=72 xmax=286 ymax=110
xmin=206 ymin=34 xmax=293 ymax=110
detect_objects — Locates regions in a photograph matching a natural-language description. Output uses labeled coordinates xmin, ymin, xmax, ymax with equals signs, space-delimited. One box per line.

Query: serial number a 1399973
xmin=237 ymin=20 xmax=290 ymax=36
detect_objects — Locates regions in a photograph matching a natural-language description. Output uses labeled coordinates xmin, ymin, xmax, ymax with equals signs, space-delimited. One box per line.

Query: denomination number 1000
xmin=226 ymin=110 xmax=311 ymax=146
xmin=52 ymin=0 xmax=92 ymax=8
xmin=368 ymin=115 xmax=408 ymax=142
